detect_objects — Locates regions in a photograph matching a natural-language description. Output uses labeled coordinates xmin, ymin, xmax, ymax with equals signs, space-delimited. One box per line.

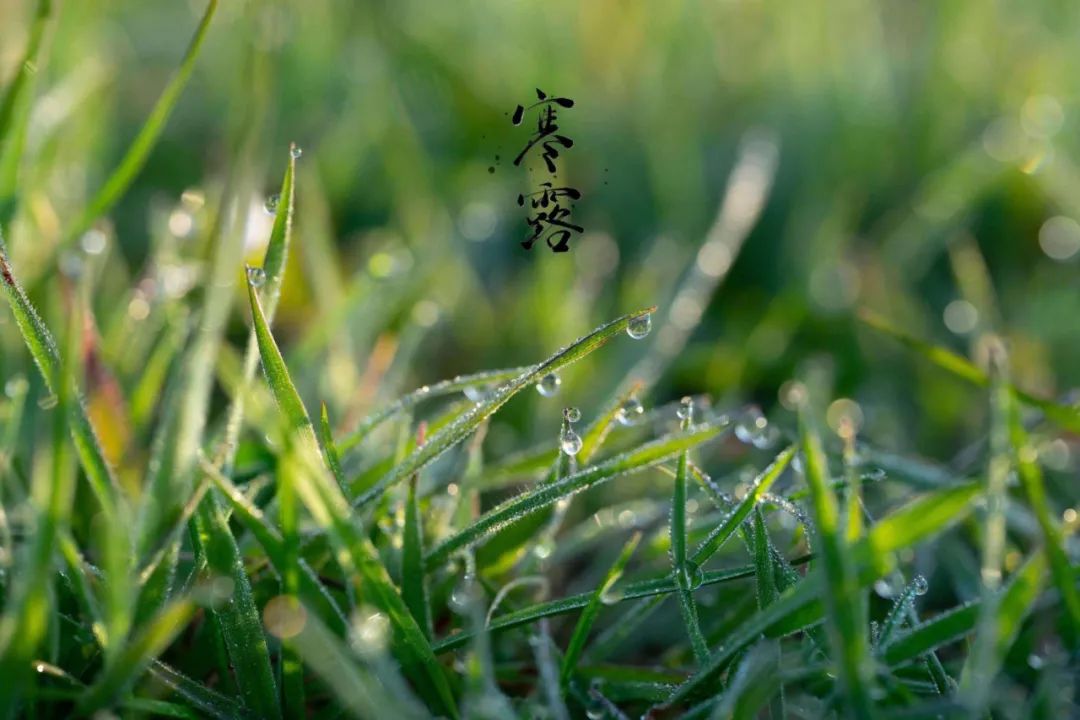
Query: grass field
xmin=1 ymin=1 xmax=1079 ymax=718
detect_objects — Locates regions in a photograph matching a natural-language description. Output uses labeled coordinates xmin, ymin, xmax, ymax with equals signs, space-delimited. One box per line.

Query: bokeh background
xmin=3 ymin=0 xmax=1080 ymax=468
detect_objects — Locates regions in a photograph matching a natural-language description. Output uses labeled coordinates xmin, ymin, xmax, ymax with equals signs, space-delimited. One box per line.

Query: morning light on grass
xmin=1 ymin=1 xmax=1079 ymax=718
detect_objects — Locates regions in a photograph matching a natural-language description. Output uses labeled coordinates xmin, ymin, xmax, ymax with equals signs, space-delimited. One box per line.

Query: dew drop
xmin=912 ymin=574 xmax=929 ymax=596
xmin=560 ymin=428 xmax=583 ymax=456
xmin=600 ymin=586 xmax=625 ymax=605
xmin=290 ymin=144 xmax=303 ymax=159
xmin=616 ymin=397 xmax=644 ymax=426
xmin=246 ymin=265 xmax=266 ymax=288
xmin=676 ymin=396 xmax=694 ymax=422
xmin=450 ymin=573 xmax=480 ymax=613
xmin=37 ymin=394 xmax=58 ymax=410
xmin=563 ymin=406 xmax=581 ymax=423
xmin=585 ymin=694 xmax=607 ymax=720
xmin=791 ymin=453 xmax=805 ymax=474
xmin=535 ymin=372 xmax=561 ymax=397
xmin=626 ymin=313 xmax=652 ymax=339
xmin=463 ymin=385 xmax=493 ymax=403
xmin=533 ymin=540 xmax=554 ymax=560
xmin=264 ymin=193 xmax=280 ymax=215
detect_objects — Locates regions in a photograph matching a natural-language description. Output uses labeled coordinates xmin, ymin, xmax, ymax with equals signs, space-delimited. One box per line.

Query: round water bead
xmin=626 ymin=312 xmax=652 ymax=339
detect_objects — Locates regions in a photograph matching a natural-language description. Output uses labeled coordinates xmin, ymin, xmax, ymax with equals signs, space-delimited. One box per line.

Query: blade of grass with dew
xmin=276 ymin=442 xmax=305 ymax=717
xmin=77 ymin=597 xmax=198 ymax=714
xmin=338 ymin=366 xmax=530 ymax=454
xmin=881 ymin=551 xmax=1046 ymax=669
xmin=671 ymin=407 xmax=708 ymax=664
xmin=961 ymin=340 xmax=1011 ymax=715
xmin=1007 ymin=396 xmax=1080 ymax=650
xmin=218 ymin=144 xmax=296 ymax=476
xmin=858 ymin=309 xmax=1080 ymax=433
xmin=402 ymin=468 xmax=433 ymax=638
xmin=560 ymin=531 xmax=641 ymax=691
xmin=198 ymin=457 xmax=348 ymax=634
xmin=659 ymin=479 xmax=981 ymax=710
xmin=798 ymin=410 xmax=875 ymax=718
xmin=752 ymin=506 xmax=784 ymax=720
xmin=317 ymin=402 xmax=345 ymax=488
xmin=0 ymin=291 xmax=77 ymax=717
xmin=433 ymin=561 xmax=783 ymax=654
xmin=690 ymin=444 xmax=794 ymax=566
xmin=354 ymin=307 xmax=656 ymax=507
xmin=62 ymin=0 xmax=219 ymax=245
xmin=424 ymin=420 xmax=729 ymax=570
xmin=147 ymin=661 xmax=254 ymax=720
xmin=247 ymin=278 xmax=459 ymax=719
xmin=0 ymin=0 xmax=54 ymax=226
xmin=0 ymin=234 xmax=131 ymax=660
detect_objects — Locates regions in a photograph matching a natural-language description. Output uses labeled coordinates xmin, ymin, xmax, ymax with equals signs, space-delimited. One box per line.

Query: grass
xmin=1 ymin=2 xmax=1080 ymax=719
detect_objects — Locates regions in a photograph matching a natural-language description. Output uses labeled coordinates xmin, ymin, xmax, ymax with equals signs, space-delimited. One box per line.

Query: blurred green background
xmin=3 ymin=0 xmax=1080 ymax=465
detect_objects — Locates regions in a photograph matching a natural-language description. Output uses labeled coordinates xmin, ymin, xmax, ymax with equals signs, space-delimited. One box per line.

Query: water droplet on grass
xmin=536 ymin=372 xmax=561 ymax=397
xmin=677 ymin=396 xmax=694 ymax=422
xmin=290 ymin=144 xmax=303 ymax=159
xmin=246 ymin=266 xmax=266 ymax=287
xmin=264 ymin=194 xmax=280 ymax=214
xmin=626 ymin=313 xmax=652 ymax=339
xmin=560 ymin=428 xmax=582 ymax=456
xmin=912 ymin=574 xmax=929 ymax=596
xmin=450 ymin=573 xmax=480 ymax=613
xmin=616 ymin=397 xmax=644 ymax=426
xmin=563 ymin=407 xmax=581 ymax=423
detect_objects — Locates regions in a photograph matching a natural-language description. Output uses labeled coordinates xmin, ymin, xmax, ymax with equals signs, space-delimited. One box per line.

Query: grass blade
xmin=859 ymin=309 xmax=1080 ymax=433
xmin=247 ymin=277 xmax=459 ymax=718
xmin=0 ymin=0 xmax=54 ymax=225
xmin=402 ymin=468 xmax=433 ymax=639
xmin=561 ymin=531 xmax=641 ymax=690
xmin=671 ymin=401 xmax=708 ymax=664
xmin=425 ymin=420 xmax=730 ymax=570
xmin=798 ymin=406 xmax=875 ymax=718
xmin=354 ymin=307 xmax=657 ymax=507
xmin=63 ymin=0 xmax=219 ymax=244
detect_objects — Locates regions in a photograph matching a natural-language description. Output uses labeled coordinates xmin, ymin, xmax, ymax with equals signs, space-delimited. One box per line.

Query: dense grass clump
xmin=2 ymin=2 xmax=1080 ymax=719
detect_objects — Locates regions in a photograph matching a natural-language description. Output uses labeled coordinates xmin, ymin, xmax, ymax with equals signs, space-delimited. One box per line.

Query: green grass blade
xmin=881 ymin=551 xmax=1046 ymax=667
xmin=337 ymin=366 xmax=530 ymax=454
xmin=859 ymin=309 xmax=1080 ymax=433
xmin=1007 ymin=397 xmax=1080 ymax=649
xmin=63 ymin=0 xmax=219 ymax=243
xmin=798 ymin=408 xmax=875 ymax=719
xmin=560 ymin=531 xmax=641 ymax=690
xmin=199 ymin=458 xmax=348 ymax=634
xmin=147 ymin=661 xmax=253 ymax=720
xmin=433 ymin=561 xmax=774 ymax=654
xmin=671 ymin=407 xmax=708 ymax=664
xmin=78 ymin=598 xmax=198 ymax=714
xmin=354 ymin=307 xmax=657 ymax=507
xmin=0 ymin=0 xmax=54 ymax=225
xmin=690 ymin=445 xmax=794 ymax=566
xmin=247 ymin=278 xmax=459 ymax=718
xmin=425 ymin=420 xmax=729 ymax=570
xmin=402 ymin=473 xmax=433 ymax=638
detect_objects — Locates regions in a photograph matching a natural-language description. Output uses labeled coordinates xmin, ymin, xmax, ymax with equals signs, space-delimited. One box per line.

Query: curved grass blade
xmin=354 ymin=307 xmax=657 ymax=508
xmin=247 ymin=279 xmax=459 ymax=719
xmin=147 ymin=662 xmax=253 ymax=720
xmin=433 ymin=562 xmax=771 ymax=654
xmin=858 ymin=309 xmax=1080 ymax=433
xmin=425 ymin=420 xmax=729 ymax=570
xmin=337 ymin=366 xmax=530 ymax=454
xmin=0 ymin=0 xmax=54 ymax=225
xmin=63 ymin=0 xmax=219 ymax=244
xmin=881 ymin=550 xmax=1046 ymax=668
xmin=560 ymin=532 xmax=641 ymax=690
xmin=78 ymin=598 xmax=198 ymax=714
xmin=690 ymin=445 xmax=794 ymax=566
xmin=1007 ymin=397 xmax=1080 ymax=650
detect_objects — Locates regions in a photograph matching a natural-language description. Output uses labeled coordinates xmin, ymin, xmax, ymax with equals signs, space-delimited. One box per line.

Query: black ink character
xmin=512 ymin=89 xmax=575 ymax=174
xmin=518 ymin=183 xmax=583 ymax=253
